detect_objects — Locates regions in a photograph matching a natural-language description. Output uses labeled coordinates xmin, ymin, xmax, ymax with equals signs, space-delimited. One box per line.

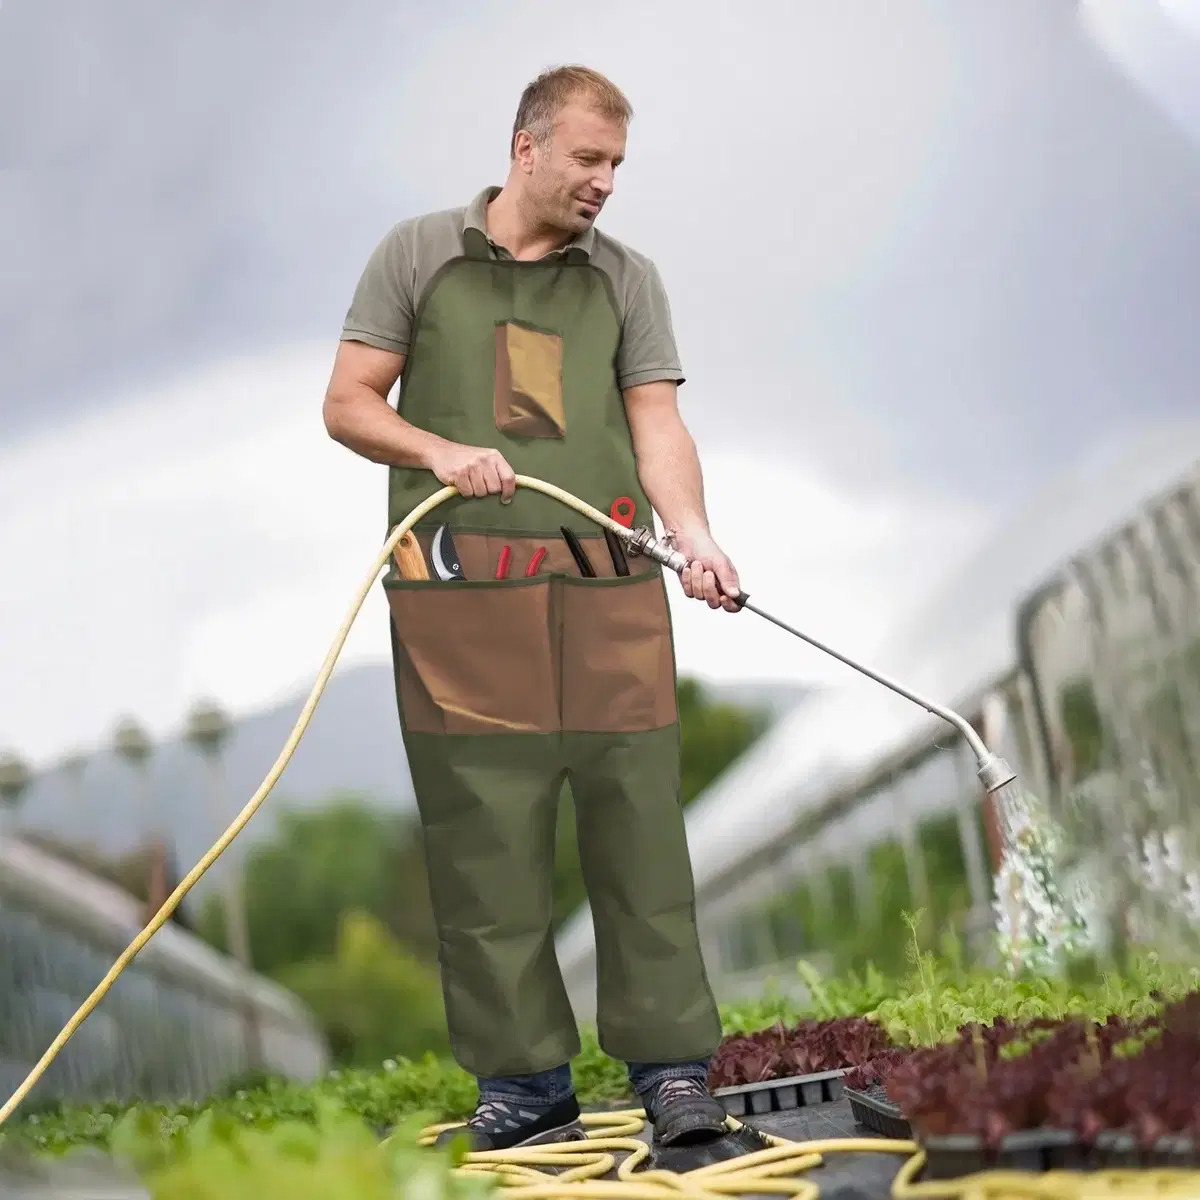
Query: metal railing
xmin=0 ymin=834 xmax=328 ymax=1110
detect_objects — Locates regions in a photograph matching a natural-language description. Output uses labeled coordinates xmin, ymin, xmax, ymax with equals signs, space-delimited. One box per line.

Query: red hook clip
xmin=610 ymin=497 xmax=635 ymax=528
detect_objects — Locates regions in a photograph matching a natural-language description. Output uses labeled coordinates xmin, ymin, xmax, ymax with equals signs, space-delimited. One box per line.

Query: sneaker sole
xmin=655 ymin=1108 xmax=730 ymax=1147
xmin=514 ymin=1119 xmax=586 ymax=1148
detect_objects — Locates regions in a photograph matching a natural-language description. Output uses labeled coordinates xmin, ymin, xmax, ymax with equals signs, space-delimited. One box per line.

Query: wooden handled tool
xmin=393 ymin=531 xmax=430 ymax=580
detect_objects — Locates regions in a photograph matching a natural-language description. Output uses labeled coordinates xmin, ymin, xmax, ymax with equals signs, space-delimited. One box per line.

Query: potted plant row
xmin=842 ymin=992 xmax=1200 ymax=1178
xmin=707 ymin=1017 xmax=892 ymax=1116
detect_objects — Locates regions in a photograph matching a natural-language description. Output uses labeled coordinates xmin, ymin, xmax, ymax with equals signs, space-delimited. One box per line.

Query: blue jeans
xmin=477 ymin=1059 xmax=711 ymax=1106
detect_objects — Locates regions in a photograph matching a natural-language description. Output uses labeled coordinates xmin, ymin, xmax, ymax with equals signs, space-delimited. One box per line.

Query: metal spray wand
xmin=622 ymin=524 xmax=1018 ymax=794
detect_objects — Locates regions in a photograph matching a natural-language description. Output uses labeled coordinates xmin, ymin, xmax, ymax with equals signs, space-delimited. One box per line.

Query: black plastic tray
xmin=712 ymin=1068 xmax=845 ymax=1117
xmin=920 ymin=1128 xmax=1200 ymax=1180
xmin=844 ymin=1084 xmax=912 ymax=1139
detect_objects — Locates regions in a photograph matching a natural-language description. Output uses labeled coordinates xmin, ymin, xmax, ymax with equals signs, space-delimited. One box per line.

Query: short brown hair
xmin=510 ymin=65 xmax=633 ymax=157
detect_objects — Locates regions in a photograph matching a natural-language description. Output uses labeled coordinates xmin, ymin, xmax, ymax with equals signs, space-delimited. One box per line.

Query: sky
xmin=3 ymin=0 xmax=1200 ymax=767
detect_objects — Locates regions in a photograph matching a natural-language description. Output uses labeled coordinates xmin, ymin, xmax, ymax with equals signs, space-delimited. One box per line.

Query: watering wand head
xmin=977 ymin=753 xmax=1018 ymax=793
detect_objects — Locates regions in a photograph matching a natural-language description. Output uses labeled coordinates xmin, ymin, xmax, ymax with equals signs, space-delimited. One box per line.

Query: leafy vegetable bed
xmin=5 ymin=948 xmax=1199 ymax=1194
xmin=844 ymin=991 xmax=1200 ymax=1175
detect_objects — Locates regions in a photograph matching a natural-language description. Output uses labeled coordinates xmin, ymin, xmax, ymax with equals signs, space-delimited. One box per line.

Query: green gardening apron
xmin=381 ymin=225 xmax=721 ymax=1078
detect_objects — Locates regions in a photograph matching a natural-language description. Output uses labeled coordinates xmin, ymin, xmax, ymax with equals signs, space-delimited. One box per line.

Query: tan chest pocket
xmin=494 ymin=320 xmax=565 ymax=439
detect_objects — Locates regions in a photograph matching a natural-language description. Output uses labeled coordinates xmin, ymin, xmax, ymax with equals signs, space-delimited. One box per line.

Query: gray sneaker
xmin=641 ymin=1076 xmax=728 ymax=1146
xmin=433 ymin=1094 xmax=584 ymax=1152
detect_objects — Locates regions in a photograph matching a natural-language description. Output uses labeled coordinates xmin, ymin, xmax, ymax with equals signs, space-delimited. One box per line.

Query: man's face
xmin=526 ymin=102 xmax=627 ymax=235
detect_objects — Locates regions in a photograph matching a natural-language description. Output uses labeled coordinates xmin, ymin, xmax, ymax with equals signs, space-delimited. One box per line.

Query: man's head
xmin=508 ymin=65 xmax=632 ymax=236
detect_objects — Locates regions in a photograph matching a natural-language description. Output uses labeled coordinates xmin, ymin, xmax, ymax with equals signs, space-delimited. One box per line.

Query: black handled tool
xmin=431 ymin=524 xmax=466 ymax=581
xmin=603 ymin=528 xmax=630 ymax=576
xmin=559 ymin=526 xmax=596 ymax=577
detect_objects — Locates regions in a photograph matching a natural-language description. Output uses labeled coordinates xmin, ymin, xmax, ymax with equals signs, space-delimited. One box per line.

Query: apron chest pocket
xmin=494 ymin=320 xmax=565 ymax=439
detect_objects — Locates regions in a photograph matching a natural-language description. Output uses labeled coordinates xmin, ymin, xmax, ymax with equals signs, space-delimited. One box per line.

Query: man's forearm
xmin=324 ymin=383 xmax=447 ymax=469
xmin=631 ymin=406 xmax=711 ymax=537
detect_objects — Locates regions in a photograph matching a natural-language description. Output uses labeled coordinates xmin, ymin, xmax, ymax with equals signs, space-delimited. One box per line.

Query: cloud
xmin=0 ymin=342 xmax=993 ymax=766
xmin=6 ymin=1 xmax=1200 ymax=499
xmin=0 ymin=0 xmax=419 ymax=438
xmin=7 ymin=0 xmax=1200 ymax=762
xmin=1080 ymin=0 xmax=1200 ymax=148
xmin=661 ymin=449 xmax=990 ymax=692
xmin=1162 ymin=0 xmax=1200 ymax=41
xmin=0 ymin=344 xmax=379 ymax=763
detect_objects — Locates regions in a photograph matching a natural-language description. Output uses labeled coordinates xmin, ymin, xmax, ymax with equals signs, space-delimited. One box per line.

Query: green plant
xmin=276 ymin=910 xmax=450 ymax=1067
xmin=864 ymin=922 xmax=1197 ymax=1046
xmin=197 ymin=796 xmax=438 ymax=976
xmin=794 ymin=959 xmax=892 ymax=1020
xmin=116 ymin=1103 xmax=493 ymax=1199
xmin=717 ymin=985 xmax=810 ymax=1034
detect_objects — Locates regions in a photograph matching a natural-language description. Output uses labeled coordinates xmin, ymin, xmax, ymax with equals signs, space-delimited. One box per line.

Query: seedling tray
xmin=713 ymin=1068 xmax=845 ymax=1117
xmin=843 ymin=1084 xmax=912 ymax=1139
xmin=919 ymin=1129 xmax=1200 ymax=1180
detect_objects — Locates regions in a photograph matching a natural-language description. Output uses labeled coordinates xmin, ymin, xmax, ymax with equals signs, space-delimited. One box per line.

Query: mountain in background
xmin=15 ymin=662 xmax=813 ymax=914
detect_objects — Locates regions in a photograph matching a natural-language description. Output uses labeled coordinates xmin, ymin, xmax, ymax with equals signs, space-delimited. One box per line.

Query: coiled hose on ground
xmin=1 ymin=476 xmax=1198 ymax=1198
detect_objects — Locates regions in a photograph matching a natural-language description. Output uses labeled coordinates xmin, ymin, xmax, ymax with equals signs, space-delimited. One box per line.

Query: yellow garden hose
xmin=413 ymin=1108 xmax=1200 ymax=1198
xmin=0 ymin=475 xmax=642 ymax=1132
xmin=3 ymin=475 xmax=1200 ymax=1199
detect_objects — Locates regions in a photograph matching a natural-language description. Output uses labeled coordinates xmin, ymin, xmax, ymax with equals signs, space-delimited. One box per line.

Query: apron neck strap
xmin=463 ymin=227 xmax=492 ymax=261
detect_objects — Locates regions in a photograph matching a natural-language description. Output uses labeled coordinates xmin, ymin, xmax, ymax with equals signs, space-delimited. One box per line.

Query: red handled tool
xmin=525 ymin=546 xmax=547 ymax=576
xmin=495 ymin=545 xmax=513 ymax=579
xmin=610 ymin=497 xmax=636 ymax=528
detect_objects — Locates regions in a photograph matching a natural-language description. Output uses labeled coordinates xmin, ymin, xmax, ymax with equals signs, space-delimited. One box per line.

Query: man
xmin=323 ymin=65 xmax=743 ymax=1151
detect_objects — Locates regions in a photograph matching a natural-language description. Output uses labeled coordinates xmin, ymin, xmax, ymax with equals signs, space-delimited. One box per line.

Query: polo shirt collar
xmin=463 ymin=186 xmax=596 ymax=262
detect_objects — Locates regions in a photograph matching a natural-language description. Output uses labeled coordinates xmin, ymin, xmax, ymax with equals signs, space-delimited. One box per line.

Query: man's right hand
xmin=428 ymin=441 xmax=517 ymax=504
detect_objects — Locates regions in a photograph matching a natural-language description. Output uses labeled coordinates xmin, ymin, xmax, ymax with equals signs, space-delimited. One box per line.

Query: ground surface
xmin=626 ymin=1097 xmax=908 ymax=1199
xmin=0 ymin=1099 xmax=902 ymax=1199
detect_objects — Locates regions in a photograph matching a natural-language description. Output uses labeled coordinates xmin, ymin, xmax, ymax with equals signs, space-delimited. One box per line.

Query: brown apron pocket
xmin=494 ymin=320 xmax=565 ymax=439
xmin=384 ymin=575 xmax=558 ymax=735
xmin=559 ymin=571 xmax=678 ymax=733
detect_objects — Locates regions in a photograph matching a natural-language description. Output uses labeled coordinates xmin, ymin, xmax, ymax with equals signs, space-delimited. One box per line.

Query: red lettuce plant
xmin=709 ymin=1017 xmax=893 ymax=1087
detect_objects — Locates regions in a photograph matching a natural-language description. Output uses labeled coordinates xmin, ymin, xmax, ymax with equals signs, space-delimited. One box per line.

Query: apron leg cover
xmin=404 ymin=730 xmax=581 ymax=1077
xmin=568 ymin=727 xmax=722 ymax=1064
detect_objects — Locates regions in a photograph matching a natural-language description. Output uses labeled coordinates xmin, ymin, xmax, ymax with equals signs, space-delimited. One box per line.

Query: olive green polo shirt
xmin=340 ymin=186 xmax=685 ymax=390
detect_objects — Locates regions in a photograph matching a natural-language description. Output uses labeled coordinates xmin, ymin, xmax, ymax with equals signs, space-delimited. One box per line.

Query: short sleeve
xmin=340 ymin=224 xmax=414 ymax=353
xmin=616 ymin=259 xmax=686 ymax=389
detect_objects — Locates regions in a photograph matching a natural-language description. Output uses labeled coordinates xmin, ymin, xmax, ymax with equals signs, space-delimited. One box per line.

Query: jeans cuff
xmin=628 ymin=1059 xmax=711 ymax=1097
xmin=477 ymin=1063 xmax=574 ymax=1106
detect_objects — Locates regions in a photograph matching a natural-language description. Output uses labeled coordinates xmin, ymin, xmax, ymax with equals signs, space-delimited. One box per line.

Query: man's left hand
xmin=670 ymin=529 xmax=743 ymax=612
